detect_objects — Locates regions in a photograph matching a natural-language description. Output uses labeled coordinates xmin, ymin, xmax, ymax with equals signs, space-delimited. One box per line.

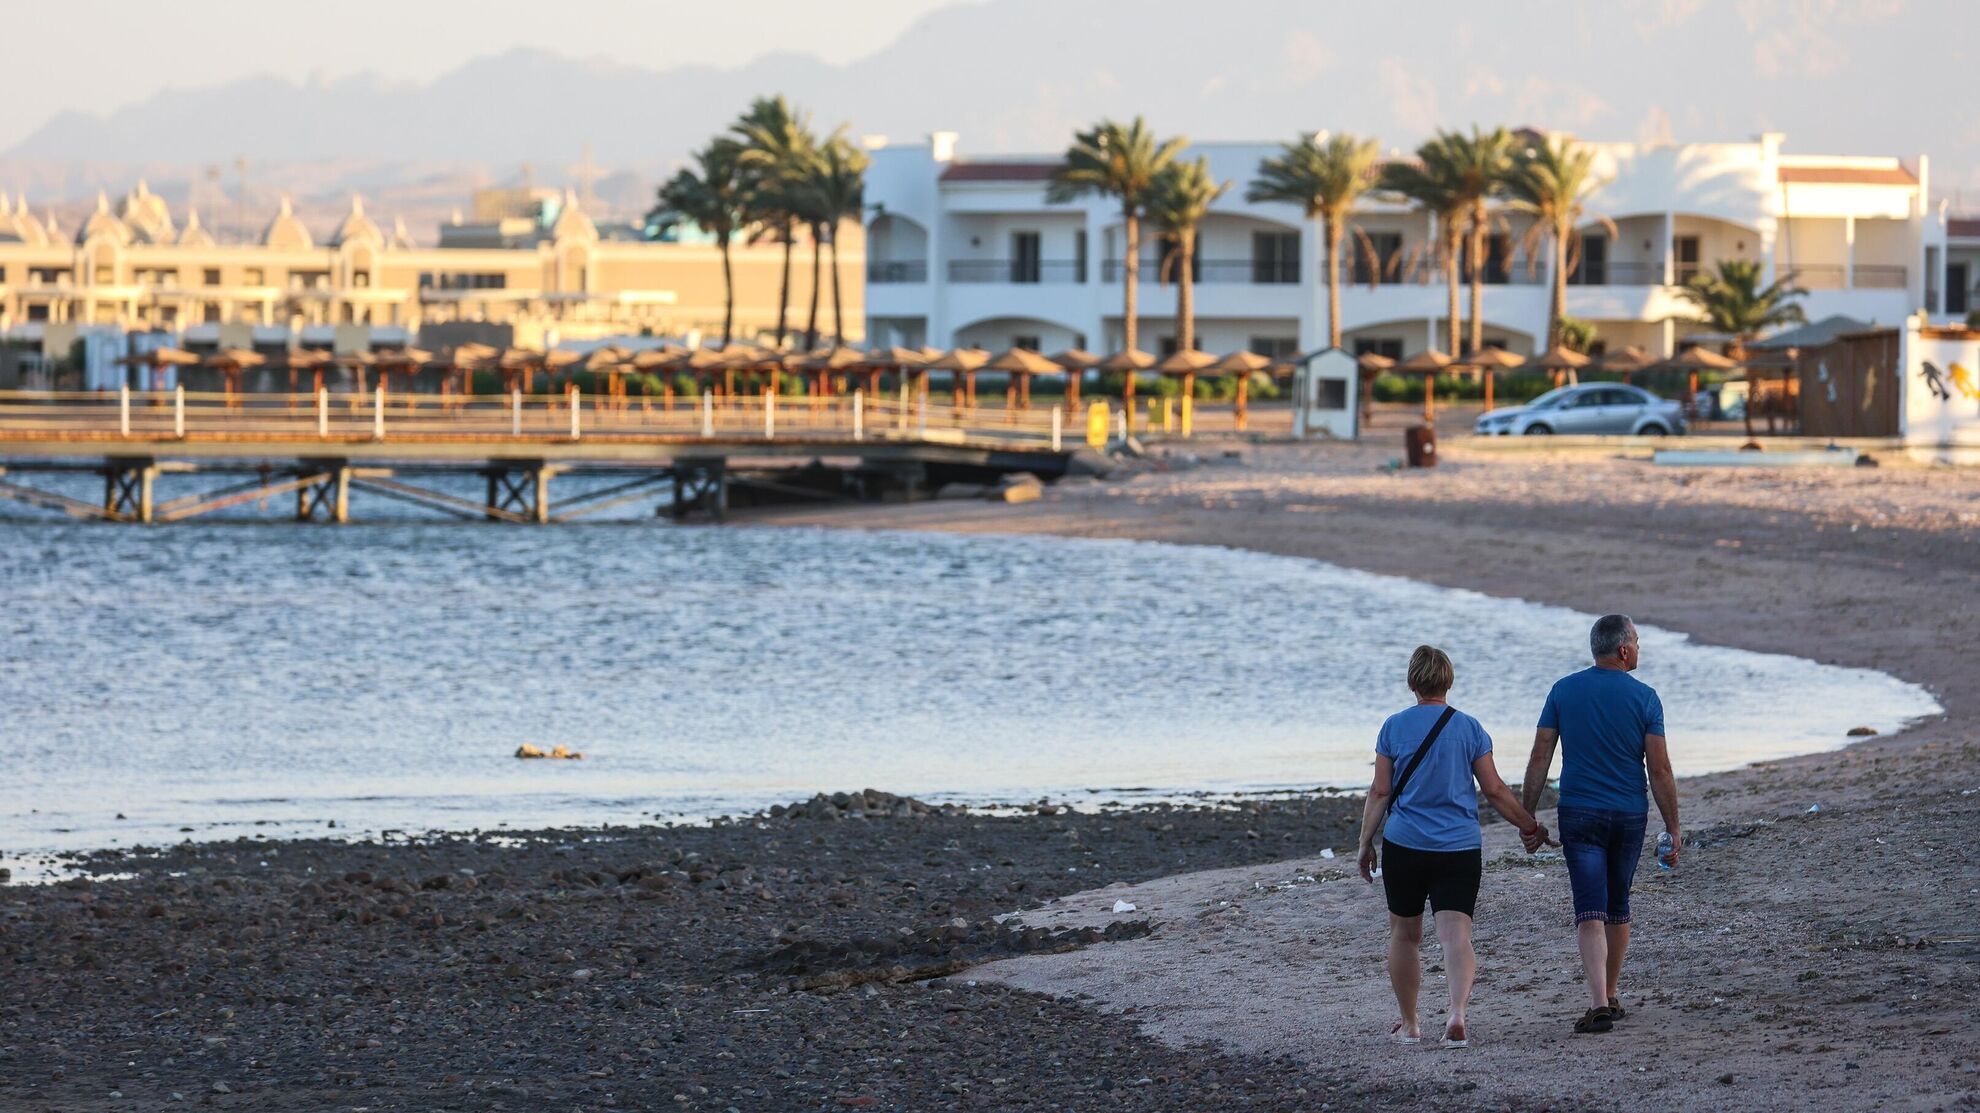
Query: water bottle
xmin=1656 ymin=831 xmax=1676 ymax=870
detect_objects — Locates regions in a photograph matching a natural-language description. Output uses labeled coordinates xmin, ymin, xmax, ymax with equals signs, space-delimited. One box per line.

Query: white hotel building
xmin=863 ymin=130 xmax=1956 ymax=363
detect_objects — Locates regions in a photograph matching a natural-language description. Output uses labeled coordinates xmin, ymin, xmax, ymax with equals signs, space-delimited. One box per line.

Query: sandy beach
xmin=762 ymin=437 xmax=1980 ymax=1111
xmin=5 ymin=435 xmax=1977 ymax=1111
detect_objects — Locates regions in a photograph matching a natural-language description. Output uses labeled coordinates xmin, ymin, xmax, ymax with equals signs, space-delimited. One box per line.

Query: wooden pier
xmin=0 ymin=387 xmax=1076 ymax=524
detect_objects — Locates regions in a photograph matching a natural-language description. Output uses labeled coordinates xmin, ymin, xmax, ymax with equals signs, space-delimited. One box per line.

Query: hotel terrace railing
xmin=946 ymin=260 xmax=1086 ymax=284
xmin=866 ymin=260 xmax=928 ymax=284
xmin=0 ymin=388 xmax=1072 ymax=453
xmin=1567 ymin=262 xmax=1664 ymax=286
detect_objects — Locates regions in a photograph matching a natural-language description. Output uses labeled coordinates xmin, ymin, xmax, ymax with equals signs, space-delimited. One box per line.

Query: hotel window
xmin=94 ymin=265 xmax=114 ymax=283
xmin=1673 ymin=236 xmax=1700 ymax=284
xmin=1354 ymin=337 xmax=1404 ymax=360
xmin=353 ymin=271 xmax=371 ymax=288
xmin=1572 ymin=235 xmax=1607 ymax=285
xmin=1156 ymin=234 xmax=1197 ymax=283
xmin=1074 ymin=230 xmax=1088 ymax=284
xmin=244 ymin=268 xmax=265 ymax=286
xmin=204 ymin=268 xmax=222 ymax=286
xmin=203 ymin=301 xmax=222 ymax=322
xmin=0 ymin=265 xmax=6 ymax=282
xmin=1353 ymin=233 xmax=1403 ymax=284
xmin=1010 ymin=231 xmax=1042 ymax=283
xmin=1252 ymin=231 xmax=1299 ymax=284
xmin=1250 ymin=336 xmax=1300 ymax=361
xmin=1014 ymin=334 xmax=1041 ymax=351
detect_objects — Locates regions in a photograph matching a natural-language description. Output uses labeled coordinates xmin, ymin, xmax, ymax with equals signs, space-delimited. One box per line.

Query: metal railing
xmin=1784 ymin=264 xmax=1846 ymax=289
xmin=0 ymin=387 xmax=1072 ymax=452
xmin=1851 ymin=264 xmax=1907 ymax=289
xmin=945 ymin=259 xmax=1085 ymax=284
xmin=1567 ymin=261 xmax=1664 ymax=286
xmin=866 ymin=260 xmax=927 ymax=284
xmin=1102 ymin=259 xmax=1301 ymax=285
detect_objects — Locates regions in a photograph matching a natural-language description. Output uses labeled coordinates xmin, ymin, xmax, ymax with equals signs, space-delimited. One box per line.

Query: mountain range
xmin=4 ymin=0 xmax=1974 ymax=220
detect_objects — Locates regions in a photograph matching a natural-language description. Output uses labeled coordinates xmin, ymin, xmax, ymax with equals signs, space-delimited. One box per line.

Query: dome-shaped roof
xmin=550 ymin=188 xmax=597 ymax=243
xmin=178 ymin=207 xmax=215 ymax=247
xmin=76 ymin=191 xmax=132 ymax=246
xmin=330 ymin=194 xmax=381 ymax=247
xmin=117 ymin=180 xmax=176 ymax=244
xmin=0 ymin=193 xmax=49 ymax=246
xmin=260 ymin=195 xmax=314 ymax=250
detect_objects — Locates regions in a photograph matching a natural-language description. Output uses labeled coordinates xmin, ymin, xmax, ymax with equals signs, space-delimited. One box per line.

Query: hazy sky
xmin=0 ymin=0 xmax=958 ymax=148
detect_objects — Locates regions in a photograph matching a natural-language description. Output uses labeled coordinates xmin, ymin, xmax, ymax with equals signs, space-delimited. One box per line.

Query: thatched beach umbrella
xmin=1353 ymin=352 xmax=1397 ymax=423
xmin=374 ymin=346 xmax=435 ymax=395
xmin=1596 ymin=345 xmax=1654 ymax=378
xmin=117 ymin=346 xmax=199 ymax=391
xmin=1457 ymin=346 xmax=1526 ymax=411
xmin=202 ymin=348 xmax=266 ymax=399
xmin=1529 ymin=344 xmax=1590 ymax=388
xmin=984 ymin=347 xmax=1062 ymax=411
xmin=1156 ymin=349 xmax=1220 ymax=410
xmin=1660 ymin=345 xmax=1739 ymax=406
xmin=801 ymin=345 xmax=869 ymax=397
xmin=1207 ymin=350 xmax=1273 ymax=431
xmin=1396 ymin=348 xmax=1456 ymax=422
xmin=1096 ymin=349 xmax=1155 ymax=429
xmin=927 ymin=347 xmax=990 ymax=410
xmin=282 ymin=348 xmax=332 ymax=398
xmin=1048 ymin=347 xmax=1101 ymax=410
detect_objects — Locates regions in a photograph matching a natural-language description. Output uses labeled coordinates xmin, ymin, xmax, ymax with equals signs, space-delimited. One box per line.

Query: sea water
xmin=0 ymin=515 xmax=1941 ymax=868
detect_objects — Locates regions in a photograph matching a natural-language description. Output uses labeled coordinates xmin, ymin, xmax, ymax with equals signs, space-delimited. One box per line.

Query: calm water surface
xmin=0 ymin=512 xmax=1941 ymax=869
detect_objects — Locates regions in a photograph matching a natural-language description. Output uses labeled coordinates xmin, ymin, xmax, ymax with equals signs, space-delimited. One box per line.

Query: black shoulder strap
xmin=1387 ymin=706 xmax=1459 ymax=815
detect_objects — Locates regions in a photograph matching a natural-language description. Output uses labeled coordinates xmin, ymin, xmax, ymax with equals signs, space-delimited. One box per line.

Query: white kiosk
xmin=1292 ymin=347 xmax=1359 ymax=439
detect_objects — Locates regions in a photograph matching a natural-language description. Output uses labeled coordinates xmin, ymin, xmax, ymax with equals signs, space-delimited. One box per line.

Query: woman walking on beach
xmin=1356 ymin=645 xmax=1548 ymax=1048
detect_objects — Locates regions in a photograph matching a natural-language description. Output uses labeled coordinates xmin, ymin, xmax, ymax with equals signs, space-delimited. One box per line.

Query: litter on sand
xmin=1319 ymin=848 xmax=1336 ymax=859
xmin=1112 ymin=900 xmax=1137 ymax=914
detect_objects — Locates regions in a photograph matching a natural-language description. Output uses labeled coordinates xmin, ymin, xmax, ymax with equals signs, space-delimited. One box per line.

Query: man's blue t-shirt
xmin=1376 ymin=704 xmax=1493 ymax=852
xmin=1538 ymin=666 xmax=1666 ymax=813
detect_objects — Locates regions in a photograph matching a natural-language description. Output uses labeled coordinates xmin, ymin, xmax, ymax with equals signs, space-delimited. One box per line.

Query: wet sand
xmin=759 ymin=438 xmax=1980 ymax=1111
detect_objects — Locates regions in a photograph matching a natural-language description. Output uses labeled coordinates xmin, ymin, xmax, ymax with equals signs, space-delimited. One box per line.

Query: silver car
xmin=1474 ymin=383 xmax=1688 ymax=436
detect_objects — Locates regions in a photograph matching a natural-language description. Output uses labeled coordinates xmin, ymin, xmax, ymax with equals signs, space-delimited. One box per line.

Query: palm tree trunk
xmin=1547 ymin=221 xmax=1567 ymax=350
xmin=805 ymin=224 xmax=822 ymax=349
xmin=1444 ymin=228 xmax=1461 ymax=355
xmin=1178 ymin=228 xmax=1195 ymax=352
xmin=1324 ymin=216 xmax=1343 ymax=348
xmin=1122 ymin=211 xmax=1140 ymax=354
xmin=775 ymin=222 xmax=793 ymax=347
xmin=1467 ymin=199 xmax=1486 ymax=355
xmin=720 ymin=235 xmax=735 ymax=347
xmin=828 ymin=225 xmax=843 ymax=348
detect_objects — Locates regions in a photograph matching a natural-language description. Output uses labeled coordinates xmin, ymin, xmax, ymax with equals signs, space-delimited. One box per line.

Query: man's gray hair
xmin=1591 ymin=614 xmax=1636 ymax=659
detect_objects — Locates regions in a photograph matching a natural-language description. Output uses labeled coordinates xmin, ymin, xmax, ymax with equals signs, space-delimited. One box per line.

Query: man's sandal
xmin=1574 ymin=1008 xmax=1615 ymax=1034
xmin=1606 ymin=996 xmax=1625 ymax=1021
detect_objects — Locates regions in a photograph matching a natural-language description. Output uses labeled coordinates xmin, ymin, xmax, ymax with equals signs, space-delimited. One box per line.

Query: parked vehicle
xmin=1473 ymin=383 xmax=1689 ymax=436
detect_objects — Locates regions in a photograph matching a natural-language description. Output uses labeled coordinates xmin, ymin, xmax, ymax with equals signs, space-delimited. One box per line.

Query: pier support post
xmin=669 ymin=457 xmax=728 ymax=523
xmin=101 ymin=458 xmax=158 ymax=523
xmin=482 ymin=461 xmax=554 ymax=523
xmin=295 ymin=462 xmax=351 ymax=524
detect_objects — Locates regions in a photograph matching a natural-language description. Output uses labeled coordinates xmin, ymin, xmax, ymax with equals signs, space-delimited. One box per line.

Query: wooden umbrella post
xmin=1424 ymin=373 xmax=1434 ymax=424
xmin=1484 ymin=369 xmax=1494 ymax=412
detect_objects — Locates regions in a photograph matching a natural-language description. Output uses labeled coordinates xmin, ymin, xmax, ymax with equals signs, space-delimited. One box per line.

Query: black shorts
xmin=1381 ymin=841 xmax=1482 ymax=918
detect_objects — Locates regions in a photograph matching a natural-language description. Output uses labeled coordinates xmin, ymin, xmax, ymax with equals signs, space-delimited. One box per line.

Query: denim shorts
xmin=1557 ymin=806 xmax=1649 ymax=925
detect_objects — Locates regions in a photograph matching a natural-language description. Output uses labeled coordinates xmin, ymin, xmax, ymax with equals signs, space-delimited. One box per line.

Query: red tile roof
xmin=939 ymin=161 xmax=1059 ymax=184
xmin=1948 ymin=217 xmax=1980 ymax=239
xmin=1777 ymin=165 xmax=1917 ymax=186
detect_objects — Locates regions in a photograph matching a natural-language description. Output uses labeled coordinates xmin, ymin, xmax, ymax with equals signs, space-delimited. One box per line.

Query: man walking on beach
xmin=1521 ymin=614 xmax=1681 ymax=1035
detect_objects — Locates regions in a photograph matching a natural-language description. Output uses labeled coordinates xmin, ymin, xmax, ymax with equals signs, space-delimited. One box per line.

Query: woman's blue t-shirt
xmin=1377 ymin=704 xmax=1492 ymax=852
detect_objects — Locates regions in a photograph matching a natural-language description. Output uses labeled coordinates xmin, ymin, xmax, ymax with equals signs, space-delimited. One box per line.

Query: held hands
xmin=1520 ymin=823 xmax=1555 ymax=854
xmin=1357 ymin=843 xmax=1379 ymax=883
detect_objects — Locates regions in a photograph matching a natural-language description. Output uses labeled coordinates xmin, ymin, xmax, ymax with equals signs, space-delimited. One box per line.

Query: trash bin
xmin=1404 ymin=424 xmax=1437 ymax=468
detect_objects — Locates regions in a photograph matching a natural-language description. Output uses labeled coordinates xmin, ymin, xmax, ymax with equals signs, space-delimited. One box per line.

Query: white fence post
xmin=898 ymin=378 xmax=909 ymax=431
xmin=317 ymin=387 xmax=328 ymax=437
xmin=853 ymin=390 xmax=864 ymax=441
xmin=119 ymin=384 xmax=130 ymax=437
xmin=764 ymin=391 xmax=776 ymax=439
xmin=570 ymin=386 xmax=582 ymax=440
xmin=374 ymin=384 xmax=386 ymax=440
xmin=1051 ymin=405 xmax=1062 ymax=452
xmin=511 ymin=389 xmax=522 ymax=436
xmin=173 ymin=385 xmax=185 ymax=438
xmin=1116 ymin=410 xmax=1127 ymax=442
xmin=917 ymin=395 xmax=928 ymax=438
xmin=701 ymin=391 xmax=714 ymax=437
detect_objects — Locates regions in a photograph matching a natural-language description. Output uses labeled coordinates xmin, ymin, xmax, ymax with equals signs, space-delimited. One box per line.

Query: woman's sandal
xmin=1441 ymin=1020 xmax=1469 ymax=1049
xmin=1574 ymin=1007 xmax=1615 ymax=1034
xmin=1390 ymin=1020 xmax=1423 ymax=1045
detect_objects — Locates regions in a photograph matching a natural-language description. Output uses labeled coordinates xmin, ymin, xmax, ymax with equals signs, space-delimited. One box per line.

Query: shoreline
xmin=5 ymin=437 xmax=1976 ymax=1110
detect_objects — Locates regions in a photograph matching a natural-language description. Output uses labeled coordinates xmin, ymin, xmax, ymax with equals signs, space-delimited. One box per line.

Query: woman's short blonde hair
xmin=1407 ymin=644 xmax=1454 ymax=696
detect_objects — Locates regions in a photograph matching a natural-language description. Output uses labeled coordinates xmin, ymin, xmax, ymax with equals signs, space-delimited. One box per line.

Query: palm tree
xmin=653 ymin=139 xmax=752 ymax=347
xmin=1380 ymin=151 xmax=1468 ymax=355
xmin=794 ymin=132 xmax=870 ymax=347
xmin=1506 ymin=136 xmax=1610 ymax=350
xmin=1148 ymin=157 xmax=1230 ymax=353
xmin=734 ymin=96 xmax=819 ymax=348
xmin=1440 ymin=127 xmax=1517 ymax=355
xmin=1246 ymin=132 xmax=1382 ymax=350
xmin=1047 ymin=117 xmax=1186 ymax=355
xmin=1674 ymin=259 xmax=1808 ymax=439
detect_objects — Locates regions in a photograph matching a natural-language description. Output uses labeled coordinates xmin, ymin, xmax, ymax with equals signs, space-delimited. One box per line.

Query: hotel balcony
xmin=949 ymin=259 xmax=1086 ymax=284
xmin=866 ymin=259 xmax=927 ymax=284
